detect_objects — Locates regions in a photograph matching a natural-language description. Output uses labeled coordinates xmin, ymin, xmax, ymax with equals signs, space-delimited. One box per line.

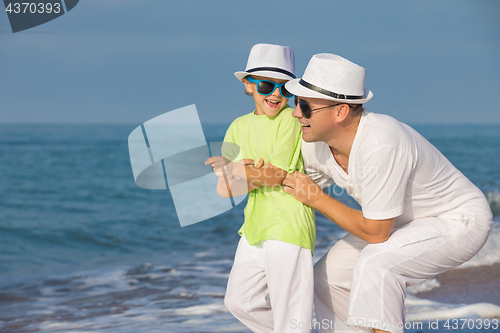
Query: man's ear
xmin=335 ymin=103 xmax=350 ymax=122
xmin=242 ymin=78 xmax=254 ymax=94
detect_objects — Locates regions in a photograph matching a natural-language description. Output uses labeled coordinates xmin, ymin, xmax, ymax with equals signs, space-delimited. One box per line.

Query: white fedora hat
xmin=286 ymin=53 xmax=373 ymax=104
xmin=234 ymin=43 xmax=296 ymax=82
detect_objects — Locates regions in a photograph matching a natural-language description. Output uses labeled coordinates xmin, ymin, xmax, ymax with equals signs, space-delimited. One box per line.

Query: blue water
xmin=0 ymin=124 xmax=237 ymax=279
xmin=0 ymin=123 xmax=499 ymax=332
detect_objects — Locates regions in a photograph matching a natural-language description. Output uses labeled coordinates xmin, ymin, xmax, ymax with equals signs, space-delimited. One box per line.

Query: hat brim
xmin=235 ymin=71 xmax=295 ymax=82
xmin=285 ymin=78 xmax=373 ymax=104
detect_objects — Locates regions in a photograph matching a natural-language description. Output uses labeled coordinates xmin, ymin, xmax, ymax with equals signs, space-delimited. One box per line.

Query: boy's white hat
xmin=234 ymin=43 xmax=296 ymax=82
xmin=285 ymin=53 xmax=373 ymax=104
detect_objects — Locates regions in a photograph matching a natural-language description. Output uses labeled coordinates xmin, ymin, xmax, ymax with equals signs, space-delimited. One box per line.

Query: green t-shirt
xmin=223 ymin=105 xmax=316 ymax=253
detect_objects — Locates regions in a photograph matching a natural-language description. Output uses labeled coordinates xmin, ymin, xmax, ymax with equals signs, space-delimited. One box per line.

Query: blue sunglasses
xmin=245 ymin=77 xmax=294 ymax=98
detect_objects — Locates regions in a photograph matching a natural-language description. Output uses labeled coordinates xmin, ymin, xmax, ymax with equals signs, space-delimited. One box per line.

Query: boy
xmin=206 ymin=43 xmax=315 ymax=333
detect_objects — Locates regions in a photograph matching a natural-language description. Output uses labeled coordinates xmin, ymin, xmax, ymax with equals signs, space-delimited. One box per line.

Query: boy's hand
xmin=205 ymin=157 xmax=265 ymax=178
xmin=205 ymin=156 xmax=232 ymax=177
xmin=243 ymin=157 xmax=264 ymax=168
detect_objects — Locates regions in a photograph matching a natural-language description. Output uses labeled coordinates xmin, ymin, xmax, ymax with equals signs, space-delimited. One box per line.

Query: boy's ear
xmin=242 ymin=78 xmax=254 ymax=94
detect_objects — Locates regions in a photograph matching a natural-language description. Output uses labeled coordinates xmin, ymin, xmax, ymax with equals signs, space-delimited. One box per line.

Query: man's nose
xmin=292 ymin=105 xmax=302 ymax=118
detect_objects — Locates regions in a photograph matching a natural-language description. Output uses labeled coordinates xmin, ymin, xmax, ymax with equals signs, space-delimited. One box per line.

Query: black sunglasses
xmin=245 ymin=77 xmax=294 ymax=98
xmin=294 ymin=96 xmax=341 ymax=119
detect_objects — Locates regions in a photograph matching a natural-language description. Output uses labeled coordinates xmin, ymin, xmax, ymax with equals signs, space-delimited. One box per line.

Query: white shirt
xmin=302 ymin=110 xmax=492 ymax=228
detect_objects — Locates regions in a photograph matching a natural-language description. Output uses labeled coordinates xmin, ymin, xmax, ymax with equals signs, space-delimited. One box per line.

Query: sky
xmin=1 ymin=0 xmax=499 ymax=127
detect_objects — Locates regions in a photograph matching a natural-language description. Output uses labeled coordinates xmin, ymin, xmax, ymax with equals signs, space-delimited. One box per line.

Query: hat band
xmin=299 ymin=79 xmax=364 ymax=100
xmin=246 ymin=67 xmax=296 ymax=79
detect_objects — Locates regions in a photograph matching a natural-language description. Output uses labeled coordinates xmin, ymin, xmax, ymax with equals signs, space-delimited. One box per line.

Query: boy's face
xmin=243 ymin=75 xmax=290 ymax=117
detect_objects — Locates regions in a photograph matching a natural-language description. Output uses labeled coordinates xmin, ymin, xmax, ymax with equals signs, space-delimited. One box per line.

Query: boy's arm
xmin=231 ymin=162 xmax=287 ymax=188
xmin=207 ymin=157 xmax=287 ymax=188
xmin=213 ymin=158 xmax=266 ymax=198
xmin=216 ymin=176 xmax=263 ymax=198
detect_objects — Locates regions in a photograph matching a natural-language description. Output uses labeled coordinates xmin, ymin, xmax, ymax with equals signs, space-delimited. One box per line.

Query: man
xmin=282 ymin=53 xmax=492 ymax=333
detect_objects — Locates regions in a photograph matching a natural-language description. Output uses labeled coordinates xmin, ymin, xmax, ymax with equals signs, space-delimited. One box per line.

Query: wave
xmin=405 ymin=295 xmax=500 ymax=323
xmin=486 ymin=190 xmax=500 ymax=217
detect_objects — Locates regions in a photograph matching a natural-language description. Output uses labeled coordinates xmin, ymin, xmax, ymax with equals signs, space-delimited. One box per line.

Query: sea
xmin=0 ymin=122 xmax=499 ymax=333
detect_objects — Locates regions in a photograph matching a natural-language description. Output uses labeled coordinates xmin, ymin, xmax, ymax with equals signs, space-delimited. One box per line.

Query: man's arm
xmin=282 ymin=171 xmax=394 ymax=243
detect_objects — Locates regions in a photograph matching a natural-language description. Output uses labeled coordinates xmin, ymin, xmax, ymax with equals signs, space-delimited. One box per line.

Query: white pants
xmin=314 ymin=217 xmax=491 ymax=333
xmin=224 ymin=234 xmax=314 ymax=333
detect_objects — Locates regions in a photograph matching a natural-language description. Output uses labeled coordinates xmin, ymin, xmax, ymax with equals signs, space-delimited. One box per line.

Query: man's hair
xmin=348 ymin=104 xmax=363 ymax=117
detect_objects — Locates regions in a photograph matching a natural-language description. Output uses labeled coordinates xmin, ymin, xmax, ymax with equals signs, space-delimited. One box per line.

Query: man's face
xmin=292 ymin=97 xmax=339 ymax=143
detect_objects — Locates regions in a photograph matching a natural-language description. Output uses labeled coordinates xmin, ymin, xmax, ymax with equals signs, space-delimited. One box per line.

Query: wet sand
xmin=416 ymin=263 xmax=500 ymax=307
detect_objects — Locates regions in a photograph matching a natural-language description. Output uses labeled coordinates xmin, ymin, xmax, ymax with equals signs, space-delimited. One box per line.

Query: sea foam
xmin=406 ymin=295 xmax=500 ymax=322
xmin=459 ymin=218 xmax=500 ymax=268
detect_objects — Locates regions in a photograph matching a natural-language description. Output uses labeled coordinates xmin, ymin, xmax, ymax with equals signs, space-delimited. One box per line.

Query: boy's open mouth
xmin=265 ymin=98 xmax=280 ymax=107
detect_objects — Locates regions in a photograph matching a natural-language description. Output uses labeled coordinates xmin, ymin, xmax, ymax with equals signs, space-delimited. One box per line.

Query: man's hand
xmin=282 ymin=171 xmax=323 ymax=206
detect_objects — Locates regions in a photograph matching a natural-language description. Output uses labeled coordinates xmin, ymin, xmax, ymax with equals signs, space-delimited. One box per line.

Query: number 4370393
xmin=444 ymin=318 xmax=498 ymax=330
xmin=5 ymin=2 xmax=61 ymax=14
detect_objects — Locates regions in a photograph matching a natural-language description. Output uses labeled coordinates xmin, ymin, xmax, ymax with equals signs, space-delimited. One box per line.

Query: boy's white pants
xmin=224 ymin=234 xmax=314 ymax=333
xmin=314 ymin=216 xmax=491 ymax=333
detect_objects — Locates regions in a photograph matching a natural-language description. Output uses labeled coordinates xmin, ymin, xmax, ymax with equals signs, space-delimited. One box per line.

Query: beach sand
xmin=416 ymin=263 xmax=500 ymax=308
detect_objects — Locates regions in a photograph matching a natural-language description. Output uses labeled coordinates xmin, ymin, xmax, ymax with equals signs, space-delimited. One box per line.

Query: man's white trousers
xmin=314 ymin=216 xmax=491 ymax=333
